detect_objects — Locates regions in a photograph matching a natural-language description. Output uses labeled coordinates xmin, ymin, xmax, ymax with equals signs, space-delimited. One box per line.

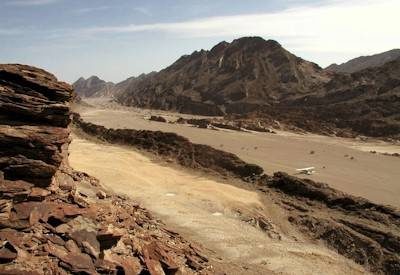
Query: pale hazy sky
xmin=1 ymin=0 xmax=399 ymax=83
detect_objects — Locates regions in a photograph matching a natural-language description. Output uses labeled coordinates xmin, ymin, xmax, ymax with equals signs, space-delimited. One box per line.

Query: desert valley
xmin=1 ymin=1 xmax=400 ymax=274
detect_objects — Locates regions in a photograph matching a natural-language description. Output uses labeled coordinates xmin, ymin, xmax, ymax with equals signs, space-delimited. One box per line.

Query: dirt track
xmin=69 ymin=134 xmax=367 ymax=274
xmin=76 ymin=103 xmax=400 ymax=208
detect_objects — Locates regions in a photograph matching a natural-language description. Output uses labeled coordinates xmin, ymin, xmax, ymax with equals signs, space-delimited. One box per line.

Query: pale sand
xmin=69 ymin=135 xmax=367 ymax=274
xmin=77 ymin=106 xmax=400 ymax=208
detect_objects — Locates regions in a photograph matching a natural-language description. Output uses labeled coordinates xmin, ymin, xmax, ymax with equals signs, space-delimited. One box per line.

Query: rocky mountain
xmin=116 ymin=37 xmax=331 ymax=115
xmin=110 ymin=37 xmax=399 ymax=138
xmin=0 ymin=64 xmax=210 ymax=274
xmin=326 ymin=49 xmax=400 ymax=73
xmin=277 ymin=57 xmax=400 ymax=138
xmin=73 ymin=76 xmax=115 ymax=98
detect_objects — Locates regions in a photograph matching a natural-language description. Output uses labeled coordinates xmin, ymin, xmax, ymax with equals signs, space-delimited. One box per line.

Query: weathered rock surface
xmin=0 ymin=64 xmax=211 ymax=274
xmin=258 ymin=172 xmax=400 ymax=274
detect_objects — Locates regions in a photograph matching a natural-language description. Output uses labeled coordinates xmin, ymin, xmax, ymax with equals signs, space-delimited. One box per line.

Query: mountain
xmin=73 ymin=75 xmax=115 ymax=98
xmin=115 ymin=37 xmax=331 ymax=115
xmin=326 ymin=49 xmax=400 ymax=73
xmin=277 ymin=57 xmax=400 ymax=137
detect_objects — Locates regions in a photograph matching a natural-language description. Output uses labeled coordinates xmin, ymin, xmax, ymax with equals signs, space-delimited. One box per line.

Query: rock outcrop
xmin=260 ymin=172 xmax=400 ymax=274
xmin=73 ymin=113 xmax=263 ymax=179
xmin=0 ymin=64 xmax=211 ymax=274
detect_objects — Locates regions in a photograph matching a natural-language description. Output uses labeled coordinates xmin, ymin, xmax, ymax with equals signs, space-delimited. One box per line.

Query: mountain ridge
xmin=326 ymin=49 xmax=400 ymax=73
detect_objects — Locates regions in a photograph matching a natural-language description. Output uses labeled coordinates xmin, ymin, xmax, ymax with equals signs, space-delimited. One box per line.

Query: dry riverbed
xmin=75 ymin=101 xmax=400 ymax=208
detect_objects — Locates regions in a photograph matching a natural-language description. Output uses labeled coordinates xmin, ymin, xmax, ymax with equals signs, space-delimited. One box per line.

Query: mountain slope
xmin=73 ymin=76 xmax=115 ymax=98
xmin=326 ymin=49 xmax=400 ymax=73
xmin=116 ymin=37 xmax=331 ymax=115
xmin=278 ymin=57 xmax=400 ymax=137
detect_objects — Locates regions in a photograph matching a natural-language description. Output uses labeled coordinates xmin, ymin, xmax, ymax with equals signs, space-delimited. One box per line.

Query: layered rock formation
xmin=326 ymin=49 xmax=400 ymax=73
xmin=73 ymin=76 xmax=115 ymax=98
xmin=0 ymin=64 xmax=210 ymax=274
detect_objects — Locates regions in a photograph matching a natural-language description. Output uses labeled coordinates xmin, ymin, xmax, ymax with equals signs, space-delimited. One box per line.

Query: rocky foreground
xmin=74 ymin=114 xmax=400 ymax=274
xmin=0 ymin=64 xmax=211 ymax=274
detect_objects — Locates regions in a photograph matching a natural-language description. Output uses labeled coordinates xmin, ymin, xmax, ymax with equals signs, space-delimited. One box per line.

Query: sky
xmin=0 ymin=0 xmax=399 ymax=83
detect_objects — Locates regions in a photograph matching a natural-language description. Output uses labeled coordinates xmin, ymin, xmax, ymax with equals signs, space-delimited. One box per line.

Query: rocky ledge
xmin=0 ymin=64 xmax=211 ymax=274
xmin=73 ymin=113 xmax=264 ymax=179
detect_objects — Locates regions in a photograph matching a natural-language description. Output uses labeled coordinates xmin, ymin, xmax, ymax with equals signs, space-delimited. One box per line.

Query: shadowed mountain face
xmin=73 ymin=76 xmax=114 ymax=98
xmin=326 ymin=49 xmax=400 ymax=73
xmin=115 ymin=37 xmax=331 ymax=115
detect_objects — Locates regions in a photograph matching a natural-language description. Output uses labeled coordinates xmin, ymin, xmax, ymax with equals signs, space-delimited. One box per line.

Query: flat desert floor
xmin=75 ymin=101 xmax=400 ymax=208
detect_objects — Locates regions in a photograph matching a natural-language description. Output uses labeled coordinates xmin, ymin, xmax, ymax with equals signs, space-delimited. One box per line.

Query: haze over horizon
xmin=1 ymin=0 xmax=399 ymax=83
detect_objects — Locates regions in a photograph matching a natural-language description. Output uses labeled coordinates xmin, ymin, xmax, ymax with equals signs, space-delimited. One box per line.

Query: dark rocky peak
xmin=209 ymin=41 xmax=230 ymax=57
xmin=226 ymin=37 xmax=282 ymax=54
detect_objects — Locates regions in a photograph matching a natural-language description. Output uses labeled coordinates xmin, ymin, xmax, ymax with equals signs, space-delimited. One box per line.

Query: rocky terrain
xmin=73 ymin=76 xmax=115 ymax=98
xmin=73 ymin=114 xmax=400 ymax=274
xmin=115 ymin=37 xmax=330 ymax=116
xmin=326 ymin=49 xmax=400 ymax=73
xmin=0 ymin=64 xmax=211 ymax=274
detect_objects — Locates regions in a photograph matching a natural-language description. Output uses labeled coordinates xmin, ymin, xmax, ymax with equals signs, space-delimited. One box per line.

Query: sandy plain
xmin=75 ymin=100 xmax=400 ymax=208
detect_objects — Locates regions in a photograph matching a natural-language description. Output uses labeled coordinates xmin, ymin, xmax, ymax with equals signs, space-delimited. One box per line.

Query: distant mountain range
xmin=73 ymin=76 xmax=115 ymax=98
xmin=73 ymin=37 xmax=400 ymax=138
xmin=326 ymin=49 xmax=400 ymax=73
